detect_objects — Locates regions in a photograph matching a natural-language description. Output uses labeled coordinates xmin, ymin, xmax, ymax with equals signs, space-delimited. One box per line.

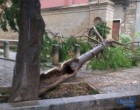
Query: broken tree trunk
xmin=39 ymin=40 xmax=112 ymax=95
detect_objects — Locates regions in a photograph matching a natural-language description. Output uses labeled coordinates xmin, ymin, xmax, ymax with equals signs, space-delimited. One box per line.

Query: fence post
xmin=52 ymin=44 xmax=59 ymax=65
xmin=3 ymin=41 xmax=9 ymax=58
xmin=74 ymin=44 xmax=80 ymax=58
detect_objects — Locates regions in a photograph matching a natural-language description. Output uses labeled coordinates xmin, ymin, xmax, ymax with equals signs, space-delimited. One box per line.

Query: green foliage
xmin=41 ymin=33 xmax=75 ymax=62
xmin=119 ymin=34 xmax=132 ymax=44
xmin=0 ymin=0 xmax=19 ymax=31
xmin=135 ymin=47 xmax=140 ymax=55
xmin=59 ymin=37 xmax=75 ymax=62
xmin=95 ymin=22 xmax=111 ymax=39
xmin=79 ymin=42 xmax=91 ymax=54
xmin=0 ymin=0 xmax=5 ymax=4
xmin=134 ymin=32 xmax=140 ymax=38
xmin=41 ymin=33 xmax=92 ymax=62
xmin=88 ymin=46 xmax=134 ymax=70
xmin=41 ymin=32 xmax=54 ymax=62
xmin=131 ymin=47 xmax=140 ymax=66
xmin=59 ymin=38 xmax=92 ymax=61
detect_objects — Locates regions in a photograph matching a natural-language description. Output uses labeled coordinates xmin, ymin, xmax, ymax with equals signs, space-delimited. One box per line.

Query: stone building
xmin=42 ymin=0 xmax=114 ymax=39
xmin=41 ymin=0 xmax=140 ymax=40
xmin=112 ymin=0 xmax=139 ymax=40
xmin=0 ymin=0 xmax=140 ymax=40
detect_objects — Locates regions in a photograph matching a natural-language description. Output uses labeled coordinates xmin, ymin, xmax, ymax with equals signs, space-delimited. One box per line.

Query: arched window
xmin=94 ymin=17 xmax=102 ymax=25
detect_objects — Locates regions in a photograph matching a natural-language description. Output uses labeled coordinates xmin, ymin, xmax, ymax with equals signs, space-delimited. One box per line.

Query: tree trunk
xmin=9 ymin=0 xmax=45 ymax=102
xmin=39 ymin=42 xmax=110 ymax=95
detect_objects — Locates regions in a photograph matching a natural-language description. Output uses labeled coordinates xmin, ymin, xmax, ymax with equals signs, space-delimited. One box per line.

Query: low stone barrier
xmin=0 ymin=39 xmax=18 ymax=59
xmin=0 ymin=39 xmax=18 ymax=48
xmin=52 ymin=43 xmax=80 ymax=65
xmin=0 ymin=91 xmax=140 ymax=110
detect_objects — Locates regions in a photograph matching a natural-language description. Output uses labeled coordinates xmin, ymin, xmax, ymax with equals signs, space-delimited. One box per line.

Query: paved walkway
xmin=0 ymin=58 xmax=140 ymax=94
xmin=0 ymin=49 xmax=16 ymax=88
xmin=76 ymin=67 xmax=140 ymax=93
xmin=0 ymin=59 xmax=15 ymax=88
xmin=0 ymin=49 xmax=16 ymax=60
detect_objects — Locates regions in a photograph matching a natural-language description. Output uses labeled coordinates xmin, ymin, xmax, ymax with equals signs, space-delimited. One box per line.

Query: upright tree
xmin=8 ymin=0 xmax=45 ymax=102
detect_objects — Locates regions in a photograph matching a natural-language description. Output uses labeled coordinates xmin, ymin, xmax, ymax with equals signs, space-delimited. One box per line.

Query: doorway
xmin=112 ymin=20 xmax=121 ymax=41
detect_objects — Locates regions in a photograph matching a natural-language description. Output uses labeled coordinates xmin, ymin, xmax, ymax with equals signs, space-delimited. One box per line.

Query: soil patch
xmin=0 ymin=82 xmax=99 ymax=103
xmin=40 ymin=82 xmax=99 ymax=99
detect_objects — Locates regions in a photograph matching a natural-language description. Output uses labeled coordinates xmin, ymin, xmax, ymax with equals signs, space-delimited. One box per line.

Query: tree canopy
xmin=0 ymin=0 xmax=19 ymax=31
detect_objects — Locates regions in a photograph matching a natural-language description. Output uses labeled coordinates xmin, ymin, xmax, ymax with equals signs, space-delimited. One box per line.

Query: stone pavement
xmin=0 ymin=49 xmax=16 ymax=88
xmin=76 ymin=67 xmax=140 ymax=94
xmin=0 ymin=59 xmax=15 ymax=88
xmin=0 ymin=58 xmax=140 ymax=95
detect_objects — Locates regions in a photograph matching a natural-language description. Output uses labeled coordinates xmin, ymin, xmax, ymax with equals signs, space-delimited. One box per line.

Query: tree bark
xmin=9 ymin=0 xmax=45 ymax=102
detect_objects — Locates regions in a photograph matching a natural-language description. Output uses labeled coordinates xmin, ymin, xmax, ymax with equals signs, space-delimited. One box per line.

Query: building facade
xmin=41 ymin=0 xmax=140 ymax=40
xmin=0 ymin=0 xmax=140 ymax=40
xmin=112 ymin=0 xmax=139 ymax=40
xmin=42 ymin=0 xmax=114 ymax=38
xmin=40 ymin=0 xmax=88 ymax=9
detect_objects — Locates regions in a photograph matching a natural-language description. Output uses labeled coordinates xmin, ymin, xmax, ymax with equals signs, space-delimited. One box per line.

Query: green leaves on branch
xmin=0 ymin=0 xmax=5 ymax=4
xmin=95 ymin=22 xmax=111 ymax=39
xmin=0 ymin=0 xmax=19 ymax=31
xmin=88 ymin=47 xmax=136 ymax=70
xmin=41 ymin=33 xmax=91 ymax=62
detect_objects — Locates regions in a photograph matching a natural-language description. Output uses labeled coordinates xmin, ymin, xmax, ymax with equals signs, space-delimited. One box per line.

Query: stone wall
xmin=135 ymin=2 xmax=140 ymax=41
xmin=42 ymin=0 xmax=114 ymax=38
xmin=0 ymin=29 xmax=18 ymax=40
xmin=124 ymin=1 xmax=137 ymax=36
xmin=0 ymin=91 xmax=140 ymax=110
xmin=113 ymin=1 xmax=137 ymax=36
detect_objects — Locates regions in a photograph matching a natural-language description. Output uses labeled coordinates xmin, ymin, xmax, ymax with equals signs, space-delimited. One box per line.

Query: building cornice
xmin=41 ymin=1 xmax=114 ymax=12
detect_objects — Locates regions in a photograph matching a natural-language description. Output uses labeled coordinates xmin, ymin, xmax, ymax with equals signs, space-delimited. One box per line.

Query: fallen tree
xmin=39 ymin=27 xmax=114 ymax=96
xmin=37 ymin=26 xmax=140 ymax=96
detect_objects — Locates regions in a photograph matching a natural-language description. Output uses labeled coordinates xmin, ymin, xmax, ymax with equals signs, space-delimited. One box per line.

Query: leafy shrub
xmin=88 ymin=46 xmax=135 ymax=70
xmin=119 ymin=33 xmax=140 ymax=66
xmin=119 ymin=34 xmax=132 ymax=44
xmin=131 ymin=47 xmax=140 ymax=66
xmin=95 ymin=22 xmax=111 ymax=39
